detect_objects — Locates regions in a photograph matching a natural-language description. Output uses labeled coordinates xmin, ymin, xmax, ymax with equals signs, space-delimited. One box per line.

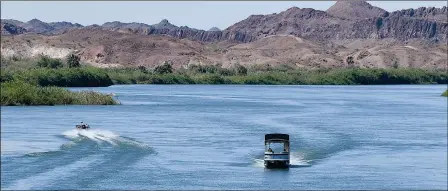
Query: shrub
xmin=66 ymin=54 xmax=81 ymax=68
xmin=235 ymin=64 xmax=248 ymax=75
xmin=138 ymin=65 xmax=149 ymax=74
xmin=193 ymin=74 xmax=229 ymax=84
xmin=37 ymin=55 xmax=64 ymax=69
xmin=154 ymin=61 xmax=173 ymax=74
xmin=442 ymin=90 xmax=448 ymax=97
xmin=217 ymin=67 xmax=236 ymax=76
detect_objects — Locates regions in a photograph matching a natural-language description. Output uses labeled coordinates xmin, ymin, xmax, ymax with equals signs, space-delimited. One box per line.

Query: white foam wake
xmin=253 ymin=152 xmax=312 ymax=168
xmin=61 ymin=129 xmax=151 ymax=150
xmin=62 ymin=129 xmax=119 ymax=145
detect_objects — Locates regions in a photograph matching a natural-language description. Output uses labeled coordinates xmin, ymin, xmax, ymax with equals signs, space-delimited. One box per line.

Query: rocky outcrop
xmin=327 ymin=0 xmax=387 ymax=20
xmin=101 ymin=21 xmax=150 ymax=30
xmin=208 ymin=27 xmax=221 ymax=31
xmin=48 ymin=21 xmax=83 ymax=32
xmin=22 ymin=19 xmax=54 ymax=33
xmin=1 ymin=22 xmax=27 ymax=35
xmin=389 ymin=6 xmax=447 ymax=23
xmin=376 ymin=12 xmax=447 ymax=41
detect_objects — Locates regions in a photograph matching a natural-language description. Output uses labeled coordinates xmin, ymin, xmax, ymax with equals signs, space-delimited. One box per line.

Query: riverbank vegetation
xmin=1 ymin=80 xmax=118 ymax=106
xmin=105 ymin=62 xmax=447 ymax=85
xmin=2 ymin=56 xmax=447 ymax=86
xmin=1 ymin=55 xmax=118 ymax=106
xmin=2 ymin=55 xmax=113 ymax=87
xmin=2 ymin=56 xmax=446 ymax=106
xmin=442 ymin=90 xmax=448 ymax=97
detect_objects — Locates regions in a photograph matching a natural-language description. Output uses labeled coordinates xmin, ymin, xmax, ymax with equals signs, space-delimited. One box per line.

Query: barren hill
xmin=1 ymin=1 xmax=447 ymax=70
xmin=2 ymin=1 xmax=447 ymax=43
xmin=2 ymin=29 xmax=446 ymax=70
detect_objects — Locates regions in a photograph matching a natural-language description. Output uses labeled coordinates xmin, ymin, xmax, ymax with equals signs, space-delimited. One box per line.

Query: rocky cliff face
xmin=392 ymin=6 xmax=447 ymax=23
xmin=96 ymin=19 xmax=253 ymax=42
xmin=224 ymin=3 xmax=447 ymax=42
xmin=376 ymin=12 xmax=447 ymax=41
xmin=1 ymin=1 xmax=447 ymax=43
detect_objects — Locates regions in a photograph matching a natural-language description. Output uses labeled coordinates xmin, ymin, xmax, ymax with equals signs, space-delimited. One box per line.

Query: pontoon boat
xmin=264 ymin=133 xmax=290 ymax=168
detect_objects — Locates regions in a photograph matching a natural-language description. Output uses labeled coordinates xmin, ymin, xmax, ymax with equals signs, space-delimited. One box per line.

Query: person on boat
xmin=80 ymin=121 xmax=87 ymax=129
xmin=268 ymin=148 xmax=273 ymax=153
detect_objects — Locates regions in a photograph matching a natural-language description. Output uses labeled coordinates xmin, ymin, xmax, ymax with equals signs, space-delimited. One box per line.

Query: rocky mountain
xmin=2 ymin=1 xmax=446 ymax=43
xmin=1 ymin=19 xmax=83 ymax=34
xmin=326 ymin=0 xmax=387 ymax=20
xmin=225 ymin=3 xmax=447 ymax=42
xmin=48 ymin=21 xmax=83 ymax=31
xmin=96 ymin=19 xmax=245 ymax=42
xmin=1 ymin=22 xmax=27 ymax=35
xmin=1 ymin=1 xmax=447 ymax=70
xmin=23 ymin=19 xmax=54 ymax=33
xmin=2 ymin=28 xmax=446 ymax=70
xmin=390 ymin=6 xmax=447 ymax=23
xmin=101 ymin=21 xmax=150 ymax=30
xmin=208 ymin=27 xmax=221 ymax=31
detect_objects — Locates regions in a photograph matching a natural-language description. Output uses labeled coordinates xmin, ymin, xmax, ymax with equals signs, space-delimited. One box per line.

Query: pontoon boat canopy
xmin=265 ymin=133 xmax=289 ymax=142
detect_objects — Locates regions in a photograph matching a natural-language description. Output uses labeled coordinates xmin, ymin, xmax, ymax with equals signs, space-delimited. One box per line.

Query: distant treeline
xmin=2 ymin=67 xmax=114 ymax=87
xmin=106 ymin=65 xmax=447 ymax=85
xmin=2 ymin=56 xmax=447 ymax=86
xmin=2 ymin=55 xmax=445 ymax=106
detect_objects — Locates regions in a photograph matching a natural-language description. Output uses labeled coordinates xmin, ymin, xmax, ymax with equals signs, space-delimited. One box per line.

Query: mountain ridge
xmin=1 ymin=1 xmax=447 ymax=43
xmin=1 ymin=1 xmax=447 ymax=70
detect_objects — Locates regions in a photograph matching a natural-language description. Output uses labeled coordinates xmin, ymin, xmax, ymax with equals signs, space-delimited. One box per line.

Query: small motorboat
xmin=76 ymin=122 xmax=90 ymax=130
xmin=264 ymin=133 xmax=290 ymax=168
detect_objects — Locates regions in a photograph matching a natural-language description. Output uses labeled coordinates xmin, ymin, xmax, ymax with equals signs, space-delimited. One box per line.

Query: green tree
xmin=37 ymin=54 xmax=63 ymax=69
xmin=346 ymin=56 xmax=355 ymax=68
xmin=236 ymin=64 xmax=248 ymax=75
xmin=66 ymin=54 xmax=81 ymax=68
xmin=138 ymin=65 xmax=149 ymax=74
xmin=154 ymin=61 xmax=173 ymax=74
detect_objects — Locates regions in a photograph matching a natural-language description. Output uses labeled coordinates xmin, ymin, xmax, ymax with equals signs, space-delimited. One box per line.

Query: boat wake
xmin=3 ymin=129 xmax=155 ymax=190
xmin=252 ymin=152 xmax=312 ymax=168
xmin=61 ymin=129 xmax=151 ymax=149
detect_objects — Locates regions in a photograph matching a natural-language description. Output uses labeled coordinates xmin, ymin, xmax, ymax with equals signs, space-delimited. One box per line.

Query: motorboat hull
xmin=264 ymin=153 xmax=290 ymax=168
xmin=264 ymin=160 xmax=290 ymax=168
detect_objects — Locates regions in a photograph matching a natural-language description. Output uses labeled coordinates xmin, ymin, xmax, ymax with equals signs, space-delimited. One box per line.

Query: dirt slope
xmin=1 ymin=29 xmax=446 ymax=70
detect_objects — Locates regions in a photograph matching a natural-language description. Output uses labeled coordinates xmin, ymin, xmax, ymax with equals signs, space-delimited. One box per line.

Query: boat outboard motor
xmin=76 ymin=123 xmax=89 ymax=129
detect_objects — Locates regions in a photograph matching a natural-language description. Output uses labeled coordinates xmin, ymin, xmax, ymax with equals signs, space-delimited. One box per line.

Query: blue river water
xmin=1 ymin=85 xmax=447 ymax=189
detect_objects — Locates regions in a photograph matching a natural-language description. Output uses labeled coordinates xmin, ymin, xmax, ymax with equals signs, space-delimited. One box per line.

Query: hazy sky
xmin=1 ymin=1 xmax=446 ymax=30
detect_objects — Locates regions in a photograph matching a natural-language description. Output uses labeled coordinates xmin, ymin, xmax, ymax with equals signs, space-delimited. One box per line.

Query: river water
xmin=1 ymin=85 xmax=447 ymax=189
